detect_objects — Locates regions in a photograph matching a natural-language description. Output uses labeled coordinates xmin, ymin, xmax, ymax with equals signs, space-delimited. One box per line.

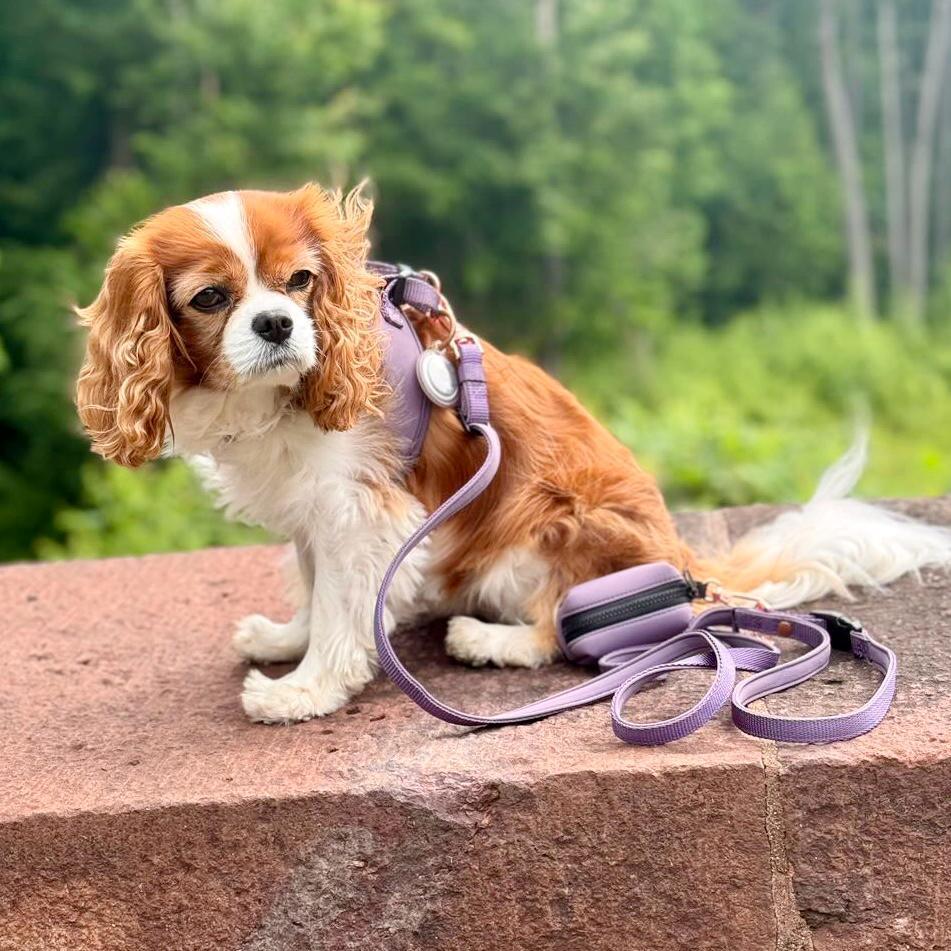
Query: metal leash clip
xmin=702 ymin=578 xmax=771 ymax=612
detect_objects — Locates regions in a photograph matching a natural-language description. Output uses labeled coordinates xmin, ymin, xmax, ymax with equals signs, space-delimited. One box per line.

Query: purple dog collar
xmin=369 ymin=265 xmax=898 ymax=745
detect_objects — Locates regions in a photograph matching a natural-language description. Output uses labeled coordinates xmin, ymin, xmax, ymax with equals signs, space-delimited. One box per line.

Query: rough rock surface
xmin=0 ymin=498 xmax=948 ymax=951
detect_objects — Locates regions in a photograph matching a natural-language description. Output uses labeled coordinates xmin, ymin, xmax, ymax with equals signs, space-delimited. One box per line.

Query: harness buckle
xmin=810 ymin=610 xmax=863 ymax=652
xmin=390 ymin=264 xmax=432 ymax=313
xmin=389 ymin=266 xmax=414 ymax=308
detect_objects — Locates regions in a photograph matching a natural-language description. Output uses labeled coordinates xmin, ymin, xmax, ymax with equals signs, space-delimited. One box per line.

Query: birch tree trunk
xmin=819 ymin=0 xmax=877 ymax=320
xmin=907 ymin=0 xmax=951 ymax=325
xmin=535 ymin=0 xmax=565 ymax=371
xmin=878 ymin=0 xmax=909 ymax=316
xmin=935 ymin=69 xmax=951 ymax=275
xmin=535 ymin=0 xmax=557 ymax=48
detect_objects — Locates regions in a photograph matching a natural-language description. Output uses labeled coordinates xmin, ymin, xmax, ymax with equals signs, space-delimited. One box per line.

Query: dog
xmin=76 ymin=183 xmax=951 ymax=723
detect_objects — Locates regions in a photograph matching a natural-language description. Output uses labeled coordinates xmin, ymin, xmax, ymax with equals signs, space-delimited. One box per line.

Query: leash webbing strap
xmin=372 ymin=344 xmax=899 ymax=745
xmin=724 ymin=608 xmax=898 ymax=742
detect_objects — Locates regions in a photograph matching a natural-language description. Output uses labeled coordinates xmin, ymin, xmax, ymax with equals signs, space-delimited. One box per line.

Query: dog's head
xmin=76 ymin=184 xmax=385 ymax=466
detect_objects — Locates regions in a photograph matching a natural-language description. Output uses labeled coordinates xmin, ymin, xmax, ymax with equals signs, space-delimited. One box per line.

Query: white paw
xmin=233 ymin=613 xmax=309 ymax=664
xmin=445 ymin=616 xmax=493 ymax=667
xmin=241 ymin=669 xmax=351 ymax=723
xmin=445 ymin=617 xmax=555 ymax=669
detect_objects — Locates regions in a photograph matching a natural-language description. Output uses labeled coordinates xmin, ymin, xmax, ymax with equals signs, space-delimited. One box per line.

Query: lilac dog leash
xmin=372 ymin=330 xmax=898 ymax=744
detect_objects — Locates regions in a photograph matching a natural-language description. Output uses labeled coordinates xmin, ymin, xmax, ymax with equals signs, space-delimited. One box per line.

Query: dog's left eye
xmin=287 ymin=270 xmax=312 ymax=290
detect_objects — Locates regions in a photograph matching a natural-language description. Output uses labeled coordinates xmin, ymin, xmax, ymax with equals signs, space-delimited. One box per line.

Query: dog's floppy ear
xmin=76 ymin=233 xmax=176 ymax=467
xmin=295 ymin=182 xmax=386 ymax=432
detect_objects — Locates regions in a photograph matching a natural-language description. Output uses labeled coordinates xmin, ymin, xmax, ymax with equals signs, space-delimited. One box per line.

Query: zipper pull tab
xmin=683 ymin=570 xmax=708 ymax=601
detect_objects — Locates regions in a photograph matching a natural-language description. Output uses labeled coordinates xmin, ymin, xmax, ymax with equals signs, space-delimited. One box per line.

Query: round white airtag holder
xmin=416 ymin=348 xmax=460 ymax=408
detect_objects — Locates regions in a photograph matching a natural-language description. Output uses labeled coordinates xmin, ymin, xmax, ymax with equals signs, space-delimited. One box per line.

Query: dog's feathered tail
xmin=691 ymin=433 xmax=951 ymax=609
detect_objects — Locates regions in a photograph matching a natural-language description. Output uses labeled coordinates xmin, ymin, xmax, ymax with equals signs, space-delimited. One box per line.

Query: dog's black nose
xmin=252 ymin=311 xmax=294 ymax=345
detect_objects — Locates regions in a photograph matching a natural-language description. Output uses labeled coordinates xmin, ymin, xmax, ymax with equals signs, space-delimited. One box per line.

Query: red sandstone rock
xmin=0 ymin=498 xmax=947 ymax=950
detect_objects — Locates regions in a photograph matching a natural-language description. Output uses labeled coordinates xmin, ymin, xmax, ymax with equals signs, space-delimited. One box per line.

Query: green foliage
xmin=368 ymin=0 xmax=842 ymax=357
xmin=0 ymin=0 xmax=948 ymax=561
xmin=0 ymin=245 xmax=89 ymax=560
xmin=37 ymin=461 xmax=267 ymax=560
xmin=574 ymin=307 xmax=951 ymax=507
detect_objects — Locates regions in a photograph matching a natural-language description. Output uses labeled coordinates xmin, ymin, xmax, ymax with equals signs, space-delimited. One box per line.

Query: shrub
xmin=571 ymin=306 xmax=951 ymax=507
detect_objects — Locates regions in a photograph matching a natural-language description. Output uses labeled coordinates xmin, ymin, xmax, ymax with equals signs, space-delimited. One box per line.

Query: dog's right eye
xmin=190 ymin=287 xmax=228 ymax=311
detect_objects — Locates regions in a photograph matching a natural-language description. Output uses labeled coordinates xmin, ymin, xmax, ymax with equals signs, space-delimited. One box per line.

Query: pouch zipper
xmin=561 ymin=577 xmax=702 ymax=644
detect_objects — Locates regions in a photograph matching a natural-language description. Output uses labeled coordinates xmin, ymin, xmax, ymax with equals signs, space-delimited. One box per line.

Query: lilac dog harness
xmin=371 ymin=265 xmax=898 ymax=745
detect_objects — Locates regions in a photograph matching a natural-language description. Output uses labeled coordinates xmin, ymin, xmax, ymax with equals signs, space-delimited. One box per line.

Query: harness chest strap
xmin=372 ymin=262 xmax=440 ymax=467
xmin=370 ymin=278 xmax=898 ymax=745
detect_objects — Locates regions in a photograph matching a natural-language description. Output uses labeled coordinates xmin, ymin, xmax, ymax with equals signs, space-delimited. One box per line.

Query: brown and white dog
xmin=76 ymin=184 xmax=951 ymax=722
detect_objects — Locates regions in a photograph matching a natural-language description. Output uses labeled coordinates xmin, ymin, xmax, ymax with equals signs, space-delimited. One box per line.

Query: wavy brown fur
xmin=75 ymin=236 xmax=178 ymax=467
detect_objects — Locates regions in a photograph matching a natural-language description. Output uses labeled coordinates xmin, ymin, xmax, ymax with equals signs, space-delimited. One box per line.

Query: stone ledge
xmin=0 ymin=498 xmax=948 ymax=951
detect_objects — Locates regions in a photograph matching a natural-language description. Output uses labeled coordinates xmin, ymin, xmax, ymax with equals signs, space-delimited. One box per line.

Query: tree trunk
xmin=934 ymin=66 xmax=951 ymax=276
xmin=108 ymin=119 xmax=132 ymax=170
xmin=844 ymin=0 xmax=864 ymax=139
xmin=535 ymin=0 xmax=565 ymax=371
xmin=819 ymin=0 xmax=877 ymax=320
xmin=878 ymin=0 xmax=909 ymax=316
xmin=535 ymin=0 xmax=557 ymax=48
xmin=907 ymin=0 xmax=951 ymax=325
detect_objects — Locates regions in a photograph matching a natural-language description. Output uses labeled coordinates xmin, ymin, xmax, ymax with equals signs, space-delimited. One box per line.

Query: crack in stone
xmin=709 ymin=505 xmax=817 ymax=950
xmin=760 ymin=742 xmax=815 ymax=951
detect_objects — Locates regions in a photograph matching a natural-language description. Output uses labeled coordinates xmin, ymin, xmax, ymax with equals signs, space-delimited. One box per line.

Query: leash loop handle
xmin=720 ymin=608 xmax=898 ymax=742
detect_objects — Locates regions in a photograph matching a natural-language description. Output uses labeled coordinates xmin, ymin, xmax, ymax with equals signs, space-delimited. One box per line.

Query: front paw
xmin=241 ymin=669 xmax=351 ymax=723
xmin=233 ymin=613 xmax=308 ymax=664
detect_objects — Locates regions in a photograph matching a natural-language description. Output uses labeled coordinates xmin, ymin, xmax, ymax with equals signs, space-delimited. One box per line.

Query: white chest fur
xmin=170 ymin=387 xmax=419 ymax=573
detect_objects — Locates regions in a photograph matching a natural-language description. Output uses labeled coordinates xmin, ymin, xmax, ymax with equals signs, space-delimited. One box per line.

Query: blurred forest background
xmin=2 ymin=0 xmax=951 ymax=562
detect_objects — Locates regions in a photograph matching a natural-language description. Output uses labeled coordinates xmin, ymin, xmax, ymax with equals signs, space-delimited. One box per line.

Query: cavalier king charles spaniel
xmin=76 ymin=183 xmax=951 ymax=722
